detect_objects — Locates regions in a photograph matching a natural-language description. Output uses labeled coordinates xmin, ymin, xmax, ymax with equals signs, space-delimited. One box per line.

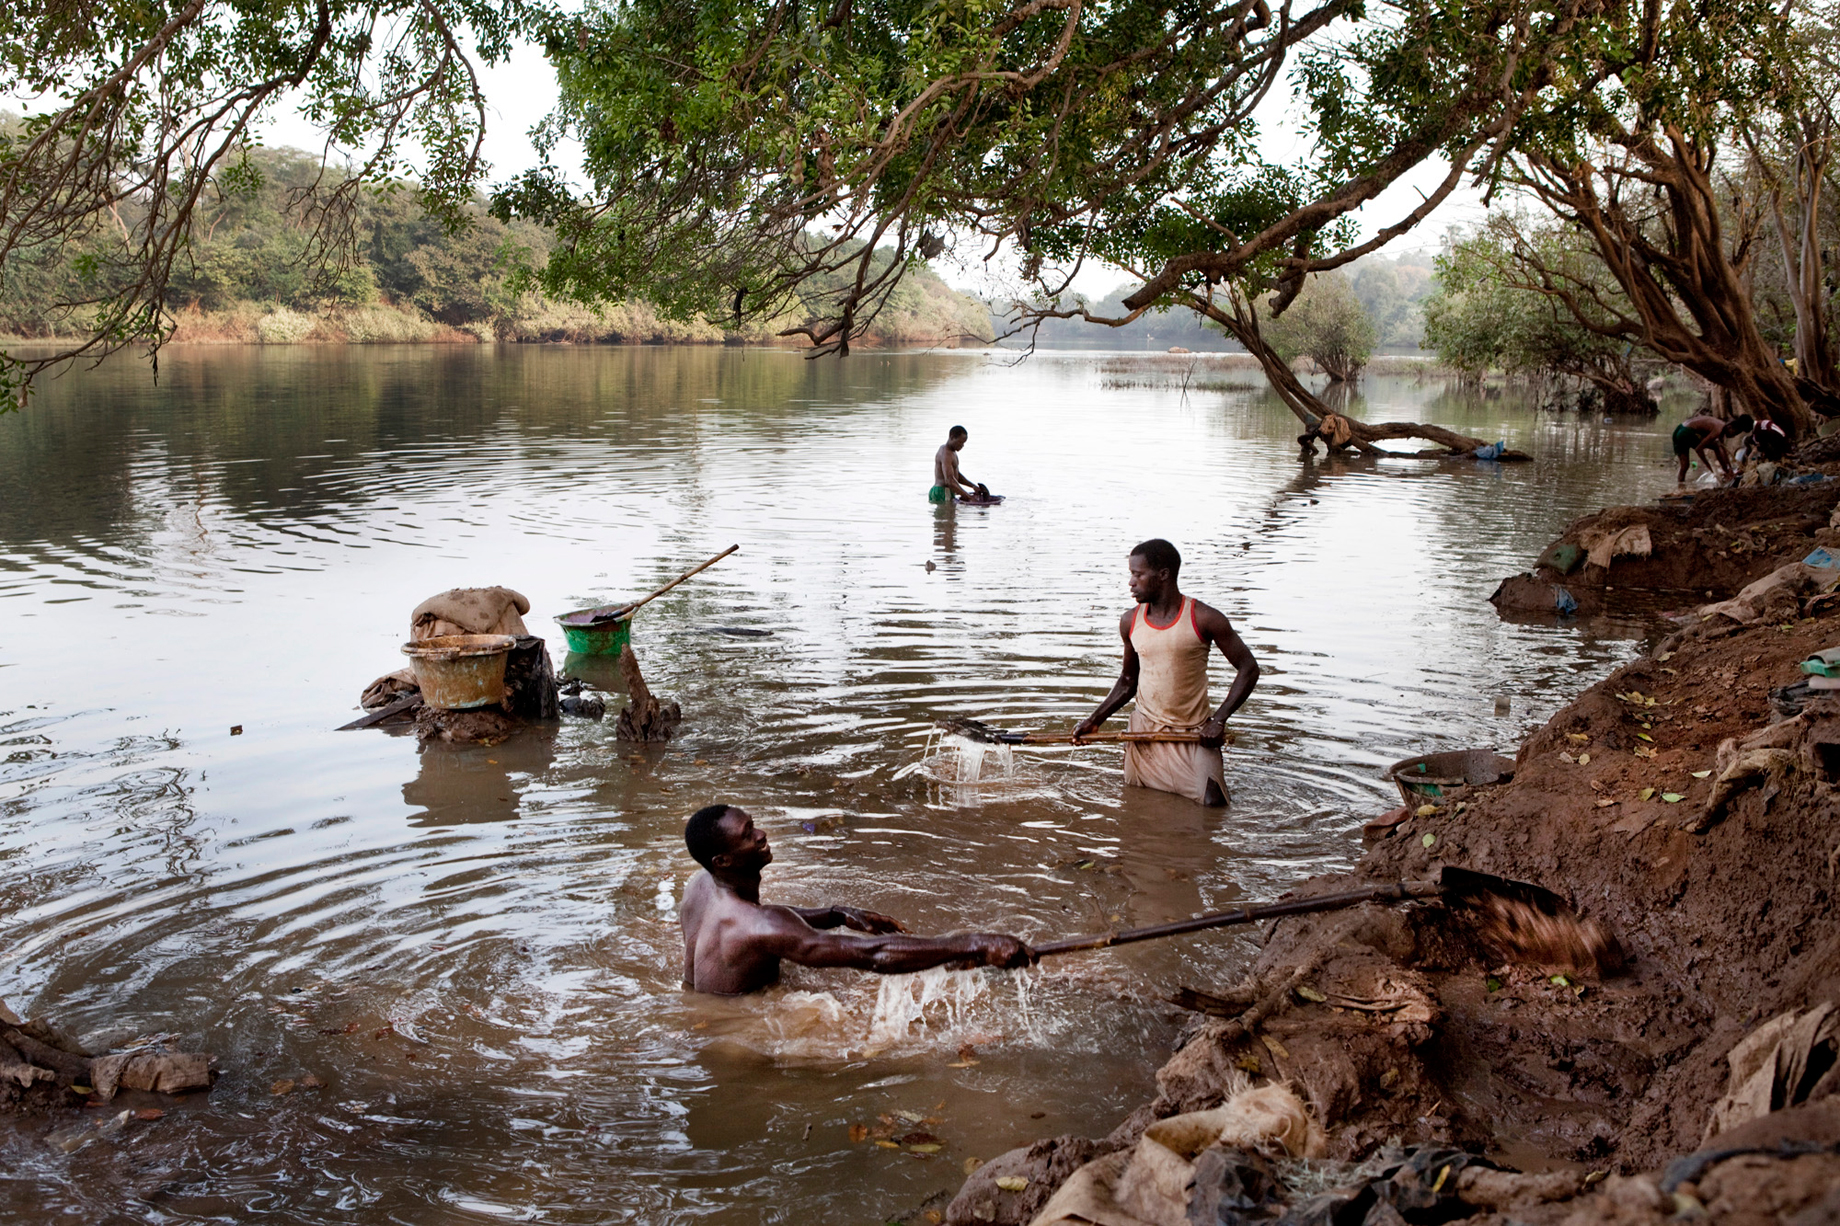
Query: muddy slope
xmin=945 ymin=491 xmax=1840 ymax=1226
xmin=1491 ymin=482 xmax=1840 ymax=618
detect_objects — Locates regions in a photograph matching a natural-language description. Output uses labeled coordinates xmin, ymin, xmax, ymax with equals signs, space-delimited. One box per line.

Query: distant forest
xmin=0 ymin=140 xmax=995 ymax=348
xmin=1024 ymin=251 xmax=1437 ymax=352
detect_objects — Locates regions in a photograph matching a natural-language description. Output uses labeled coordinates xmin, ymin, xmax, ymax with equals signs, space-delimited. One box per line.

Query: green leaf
xmin=1421 ymin=833 xmax=1437 ymax=848
xmin=1661 ymin=793 xmax=1683 ymax=803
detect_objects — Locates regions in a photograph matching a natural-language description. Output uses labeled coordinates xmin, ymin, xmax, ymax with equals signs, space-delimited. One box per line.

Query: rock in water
xmin=616 ymin=646 xmax=682 ymax=742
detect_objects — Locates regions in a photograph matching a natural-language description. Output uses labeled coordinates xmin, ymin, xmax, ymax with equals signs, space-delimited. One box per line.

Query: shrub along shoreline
xmin=2 ymin=295 xmax=993 ymax=349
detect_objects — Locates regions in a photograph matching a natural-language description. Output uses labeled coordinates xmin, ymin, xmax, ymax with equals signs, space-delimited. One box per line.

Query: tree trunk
xmin=1523 ymin=129 xmax=1818 ymax=436
xmin=1192 ymin=291 xmax=1516 ymax=457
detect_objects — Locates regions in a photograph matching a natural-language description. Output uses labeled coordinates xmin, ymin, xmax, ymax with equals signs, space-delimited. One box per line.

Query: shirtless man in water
xmin=679 ymin=804 xmax=1034 ymax=995
xmin=930 ymin=425 xmax=983 ymax=503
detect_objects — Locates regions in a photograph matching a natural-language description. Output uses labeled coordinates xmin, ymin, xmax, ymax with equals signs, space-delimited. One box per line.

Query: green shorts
xmin=1672 ymin=423 xmax=1697 ymax=457
xmin=928 ymin=484 xmax=950 ymax=503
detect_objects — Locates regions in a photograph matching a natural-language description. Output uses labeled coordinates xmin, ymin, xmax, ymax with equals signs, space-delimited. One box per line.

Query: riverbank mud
xmin=1490 ymin=482 xmax=1840 ymax=619
xmin=950 ymin=494 xmax=1840 ymax=1225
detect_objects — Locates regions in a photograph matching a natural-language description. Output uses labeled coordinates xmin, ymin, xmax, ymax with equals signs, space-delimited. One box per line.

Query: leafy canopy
xmin=497 ymin=0 xmax=1613 ymax=351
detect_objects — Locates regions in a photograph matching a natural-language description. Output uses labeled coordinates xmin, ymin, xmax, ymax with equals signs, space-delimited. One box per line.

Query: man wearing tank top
xmin=1071 ymin=539 xmax=1260 ymax=806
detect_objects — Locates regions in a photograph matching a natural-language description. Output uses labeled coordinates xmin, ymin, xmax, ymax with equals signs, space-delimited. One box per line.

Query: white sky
xmin=250 ymin=39 xmax=1490 ymax=301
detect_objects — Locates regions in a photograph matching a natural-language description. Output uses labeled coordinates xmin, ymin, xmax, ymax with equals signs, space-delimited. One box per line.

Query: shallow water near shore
xmin=1 ymin=346 xmax=1683 ymax=1222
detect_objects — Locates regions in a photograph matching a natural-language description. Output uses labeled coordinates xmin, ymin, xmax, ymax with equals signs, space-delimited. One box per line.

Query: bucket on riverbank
xmin=1386 ymin=749 xmax=1517 ymax=806
xmin=401 ymin=634 xmax=516 ymax=709
xmin=555 ymin=607 xmax=633 ymax=656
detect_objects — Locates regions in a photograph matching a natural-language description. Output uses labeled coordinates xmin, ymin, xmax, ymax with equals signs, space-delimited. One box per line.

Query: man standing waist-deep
xmin=1072 ymin=539 xmax=1259 ymax=807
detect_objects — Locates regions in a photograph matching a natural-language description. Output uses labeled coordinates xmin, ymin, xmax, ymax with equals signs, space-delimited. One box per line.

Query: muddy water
xmin=0 ymin=347 xmax=1682 ymax=1222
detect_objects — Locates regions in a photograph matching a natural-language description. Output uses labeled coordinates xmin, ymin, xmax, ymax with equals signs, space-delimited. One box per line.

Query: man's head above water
xmin=684 ymin=804 xmax=771 ymax=875
xmin=1128 ymin=538 xmax=1181 ymax=604
xmin=947 ymin=425 xmax=968 ymax=451
xmin=677 ymin=801 xmax=1034 ymax=994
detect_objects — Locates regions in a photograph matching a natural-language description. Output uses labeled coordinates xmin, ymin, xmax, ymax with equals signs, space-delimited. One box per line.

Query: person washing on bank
xmin=1673 ymin=414 xmax=1752 ymax=484
xmin=1072 ymin=539 xmax=1260 ymax=807
xmin=930 ymin=425 xmax=987 ymax=503
xmin=679 ymin=804 xmax=1034 ymax=995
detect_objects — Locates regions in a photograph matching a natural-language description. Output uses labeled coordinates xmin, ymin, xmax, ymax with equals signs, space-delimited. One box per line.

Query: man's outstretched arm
xmin=753 ymin=907 xmax=1032 ymax=974
xmin=785 ymin=905 xmax=907 ymax=934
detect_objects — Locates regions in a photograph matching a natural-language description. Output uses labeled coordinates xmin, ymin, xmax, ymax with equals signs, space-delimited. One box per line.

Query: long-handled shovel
xmin=1031 ymin=865 xmax=1624 ymax=977
xmin=567 ymin=545 xmax=740 ymax=627
xmin=940 ymin=716 xmax=1235 ymax=747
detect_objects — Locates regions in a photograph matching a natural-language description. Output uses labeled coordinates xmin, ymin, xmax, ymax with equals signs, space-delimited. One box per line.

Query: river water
xmin=0 ymin=346 xmax=1683 ymax=1223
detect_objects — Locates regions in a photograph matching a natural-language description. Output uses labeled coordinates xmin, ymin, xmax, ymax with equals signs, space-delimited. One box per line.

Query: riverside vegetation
xmin=0 ymin=139 xmax=994 ymax=351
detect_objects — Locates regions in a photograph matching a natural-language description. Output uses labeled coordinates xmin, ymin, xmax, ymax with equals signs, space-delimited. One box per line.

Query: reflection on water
xmin=0 ymin=346 xmax=1680 ymax=1222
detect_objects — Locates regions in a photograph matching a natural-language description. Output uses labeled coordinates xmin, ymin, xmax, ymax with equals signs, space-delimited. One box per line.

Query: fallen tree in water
xmin=1 ymin=997 xmax=213 ymax=1111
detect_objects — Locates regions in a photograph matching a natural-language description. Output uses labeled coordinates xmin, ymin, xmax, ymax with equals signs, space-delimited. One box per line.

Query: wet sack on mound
xmin=409 ymin=586 xmax=531 ymax=640
xmin=1696 ymin=562 xmax=1840 ymax=626
xmin=1704 ymin=1004 xmax=1840 ymax=1141
xmin=1031 ymin=1083 xmax=1324 ymax=1226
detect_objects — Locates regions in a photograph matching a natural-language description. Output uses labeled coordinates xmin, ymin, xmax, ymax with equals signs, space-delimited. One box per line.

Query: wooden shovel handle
xmin=1033 ymin=880 xmax=1442 ymax=956
xmin=1019 ymin=730 xmax=1236 ymax=745
xmin=619 ymin=545 xmax=740 ymax=619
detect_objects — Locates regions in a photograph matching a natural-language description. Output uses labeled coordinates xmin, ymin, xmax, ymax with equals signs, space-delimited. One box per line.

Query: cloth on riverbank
xmin=410 ymin=586 xmax=530 ymax=640
xmin=1030 ymin=1083 xmax=1322 ymax=1226
xmin=928 ymin=484 xmax=950 ymax=503
xmin=1704 ymin=1003 xmax=1840 ymax=1141
xmin=1580 ymin=522 xmax=1652 ymax=570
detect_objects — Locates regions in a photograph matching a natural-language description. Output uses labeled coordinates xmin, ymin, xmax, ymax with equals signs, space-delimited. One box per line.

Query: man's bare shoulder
xmin=1190 ymin=599 xmax=1237 ymax=636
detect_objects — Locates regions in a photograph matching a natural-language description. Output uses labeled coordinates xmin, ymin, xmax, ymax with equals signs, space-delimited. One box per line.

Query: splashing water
xmin=896 ymin=732 xmax=1020 ymax=785
xmin=868 ymin=967 xmax=992 ymax=1045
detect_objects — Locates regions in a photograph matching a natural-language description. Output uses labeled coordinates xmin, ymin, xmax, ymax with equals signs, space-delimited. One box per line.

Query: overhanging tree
xmin=498 ymin=0 xmax=1613 ymax=442
xmin=0 ymin=0 xmax=535 ymax=409
xmin=1486 ymin=0 xmax=1830 ymax=435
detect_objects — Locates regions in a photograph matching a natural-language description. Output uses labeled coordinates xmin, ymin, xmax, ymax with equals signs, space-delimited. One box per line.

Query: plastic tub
xmin=1386 ymin=749 xmax=1517 ymax=806
xmin=556 ymin=605 xmax=632 ymax=656
xmin=401 ymin=634 xmax=516 ymax=709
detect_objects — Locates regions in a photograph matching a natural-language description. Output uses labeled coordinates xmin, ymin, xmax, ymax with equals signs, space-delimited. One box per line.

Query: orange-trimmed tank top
xmin=1130 ymin=597 xmax=1211 ymax=728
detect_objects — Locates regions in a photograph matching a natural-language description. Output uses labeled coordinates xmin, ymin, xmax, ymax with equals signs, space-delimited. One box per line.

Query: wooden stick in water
xmin=1031 ymin=865 xmax=1625 ymax=976
xmin=1013 ymin=730 xmax=1236 ymax=746
xmin=1033 ymin=881 xmax=1441 ymax=956
xmin=588 ymin=545 xmax=739 ymax=624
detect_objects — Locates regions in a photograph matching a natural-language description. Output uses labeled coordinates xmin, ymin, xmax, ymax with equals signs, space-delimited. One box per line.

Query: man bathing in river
xmin=930 ymin=425 xmax=984 ymax=503
xmin=1673 ymin=413 xmax=1752 ymax=484
xmin=680 ymin=804 xmax=1034 ymax=995
xmin=1072 ymin=539 xmax=1260 ymax=807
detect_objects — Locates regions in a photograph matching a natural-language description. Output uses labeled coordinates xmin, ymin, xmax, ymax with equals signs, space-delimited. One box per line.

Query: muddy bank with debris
xmin=1491 ymin=481 xmax=1840 ymax=619
xmin=948 ymin=494 xmax=1840 ymax=1225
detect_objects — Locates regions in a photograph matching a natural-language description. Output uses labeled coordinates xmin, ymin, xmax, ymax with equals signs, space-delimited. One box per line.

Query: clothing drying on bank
xmin=1073 ymin=539 xmax=1260 ymax=807
xmin=678 ymin=805 xmax=1033 ymax=995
